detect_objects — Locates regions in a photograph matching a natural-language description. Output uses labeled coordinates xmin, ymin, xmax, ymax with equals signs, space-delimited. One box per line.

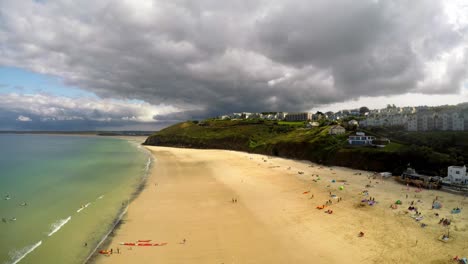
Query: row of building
xmin=219 ymin=112 xmax=325 ymax=121
xmin=359 ymin=111 xmax=468 ymax=131
xmin=218 ymin=104 xmax=468 ymax=132
xmin=406 ymin=112 xmax=466 ymax=131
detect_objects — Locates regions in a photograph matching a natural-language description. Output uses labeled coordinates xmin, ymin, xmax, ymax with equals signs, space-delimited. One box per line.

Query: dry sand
xmin=96 ymin=146 xmax=468 ymax=264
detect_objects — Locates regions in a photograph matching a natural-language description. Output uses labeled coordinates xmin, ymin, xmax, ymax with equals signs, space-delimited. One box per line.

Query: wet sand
xmin=96 ymin=146 xmax=468 ymax=264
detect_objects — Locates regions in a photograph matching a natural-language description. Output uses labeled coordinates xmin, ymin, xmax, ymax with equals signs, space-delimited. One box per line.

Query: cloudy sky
xmin=1 ymin=0 xmax=468 ymax=130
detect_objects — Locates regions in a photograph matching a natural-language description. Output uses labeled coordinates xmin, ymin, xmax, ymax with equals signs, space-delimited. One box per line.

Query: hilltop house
xmin=445 ymin=165 xmax=468 ymax=185
xmin=329 ymin=125 xmax=346 ymax=135
xmin=348 ymin=132 xmax=375 ymax=145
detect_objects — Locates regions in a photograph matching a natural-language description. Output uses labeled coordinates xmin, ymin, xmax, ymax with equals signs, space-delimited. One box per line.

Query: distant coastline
xmin=0 ymin=131 xmax=154 ymax=136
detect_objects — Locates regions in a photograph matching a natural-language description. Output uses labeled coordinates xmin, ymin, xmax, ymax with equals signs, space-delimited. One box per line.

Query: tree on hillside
xmin=359 ymin=106 xmax=370 ymax=115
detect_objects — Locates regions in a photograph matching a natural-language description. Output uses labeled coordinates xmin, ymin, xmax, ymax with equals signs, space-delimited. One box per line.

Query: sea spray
xmin=47 ymin=216 xmax=71 ymax=237
xmin=9 ymin=240 xmax=42 ymax=264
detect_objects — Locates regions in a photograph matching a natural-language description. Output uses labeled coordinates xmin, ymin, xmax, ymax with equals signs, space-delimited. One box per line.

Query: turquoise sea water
xmin=0 ymin=135 xmax=150 ymax=264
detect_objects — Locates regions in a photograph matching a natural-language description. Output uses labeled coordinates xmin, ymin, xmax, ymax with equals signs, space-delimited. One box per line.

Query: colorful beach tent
xmin=451 ymin=208 xmax=462 ymax=214
xmin=339 ymin=186 xmax=344 ymax=190
xmin=395 ymin=200 xmax=402 ymax=205
xmin=432 ymin=201 xmax=442 ymax=209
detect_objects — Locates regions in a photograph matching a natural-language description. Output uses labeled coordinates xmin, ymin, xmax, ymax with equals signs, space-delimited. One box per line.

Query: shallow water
xmin=0 ymin=134 xmax=149 ymax=264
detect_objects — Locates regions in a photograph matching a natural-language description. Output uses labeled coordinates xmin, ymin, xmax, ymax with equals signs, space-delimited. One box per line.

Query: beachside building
xmin=446 ymin=165 xmax=468 ymax=185
xmin=285 ymin=112 xmax=312 ymax=121
xmin=329 ymin=125 xmax=346 ymax=135
xmin=400 ymin=167 xmax=441 ymax=188
xmin=348 ymin=132 xmax=375 ymax=145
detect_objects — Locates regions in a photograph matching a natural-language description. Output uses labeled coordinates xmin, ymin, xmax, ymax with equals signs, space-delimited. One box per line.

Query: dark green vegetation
xmin=144 ymin=120 xmax=468 ymax=176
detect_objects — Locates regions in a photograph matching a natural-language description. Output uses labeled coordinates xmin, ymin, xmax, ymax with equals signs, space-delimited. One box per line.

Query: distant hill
xmin=144 ymin=119 xmax=468 ymax=176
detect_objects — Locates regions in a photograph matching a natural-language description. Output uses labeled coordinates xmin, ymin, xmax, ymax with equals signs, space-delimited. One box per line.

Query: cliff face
xmin=144 ymin=120 xmax=457 ymax=176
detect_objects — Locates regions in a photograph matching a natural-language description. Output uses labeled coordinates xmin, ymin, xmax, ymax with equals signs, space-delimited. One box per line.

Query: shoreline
xmin=94 ymin=146 xmax=468 ymax=263
xmin=84 ymin=137 xmax=152 ymax=264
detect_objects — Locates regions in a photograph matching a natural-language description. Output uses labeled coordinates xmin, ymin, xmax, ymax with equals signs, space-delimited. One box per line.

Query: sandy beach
xmin=96 ymin=146 xmax=468 ymax=264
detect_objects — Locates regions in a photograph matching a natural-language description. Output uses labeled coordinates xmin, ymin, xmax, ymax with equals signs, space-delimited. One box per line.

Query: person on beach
xmin=110 ymin=248 xmax=113 ymax=254
xmin=117 ymin=248 xmax=120 ymax=254
xmin=84 ymin=242 xmax=87 ymax=247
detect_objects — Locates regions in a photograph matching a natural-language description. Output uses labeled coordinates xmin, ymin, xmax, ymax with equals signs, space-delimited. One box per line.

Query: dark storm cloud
xmin=0 ymin=0 xmax=467 ymax=124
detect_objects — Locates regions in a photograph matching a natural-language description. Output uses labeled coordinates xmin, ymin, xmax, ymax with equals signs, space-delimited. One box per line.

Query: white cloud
xmin=16 ymin=115 xmax=32 ymax=122
xmin=2 ymin=93 xmax=179 ymax=123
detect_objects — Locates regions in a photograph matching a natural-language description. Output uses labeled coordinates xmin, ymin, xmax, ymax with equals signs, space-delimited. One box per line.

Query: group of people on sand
xmin=439 ymin=218 xmax=451 ymax=226
xmin=99 ymin=247 xmax=120 ymax=255
xmin=231 ymin=198 xmax=238 ymax=203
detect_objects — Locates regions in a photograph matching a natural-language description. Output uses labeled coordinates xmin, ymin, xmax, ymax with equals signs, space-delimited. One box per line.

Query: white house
xmin=446 ymin=165 xmax=468 ymax=185
xmin=348 ymin=132 xmax=375 ymax=145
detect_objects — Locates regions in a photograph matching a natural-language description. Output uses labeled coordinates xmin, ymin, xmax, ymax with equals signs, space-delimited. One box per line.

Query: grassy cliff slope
xmin=144 ymin=120 xmax=464 ymax=176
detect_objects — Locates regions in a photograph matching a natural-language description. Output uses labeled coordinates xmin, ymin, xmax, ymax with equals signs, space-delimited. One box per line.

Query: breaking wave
xmin=47 ymin=216 xmax=71 ymax=237
xmin=9 ymin=240 xmax=42 ymax=264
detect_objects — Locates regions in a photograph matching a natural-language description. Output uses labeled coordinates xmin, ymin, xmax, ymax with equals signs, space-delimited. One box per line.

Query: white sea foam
xmin=76 ymin=202 xmax=91 ymax=213
xmin=98 ymin=195 xmax=104 ymax=199
xmin=9 ymin=240 xmax=42 ymax=264
xmin=144 ymin=157 xmax=151 ymax=173
xmin=47 ymin=216 xmax=71 ymax=237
